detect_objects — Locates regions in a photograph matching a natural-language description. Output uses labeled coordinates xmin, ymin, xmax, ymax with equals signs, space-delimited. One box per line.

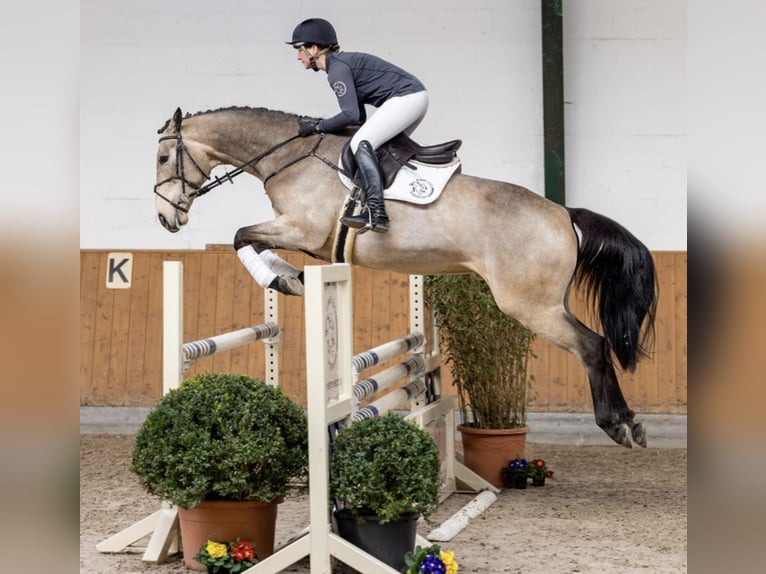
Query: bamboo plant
xmin=423 ymin=273 xmax=536 ymax=429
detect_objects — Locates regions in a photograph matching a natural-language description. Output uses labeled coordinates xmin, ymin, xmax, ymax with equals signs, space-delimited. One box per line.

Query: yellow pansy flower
xmin=205 ymin=540 xmax=228 ymax=559
xmin=440 ymin=550 xmax=458 ymax=574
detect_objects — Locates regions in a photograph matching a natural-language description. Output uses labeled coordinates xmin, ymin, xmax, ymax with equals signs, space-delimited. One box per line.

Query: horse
xmin=153 ymin=106 xmax=657 ymax=448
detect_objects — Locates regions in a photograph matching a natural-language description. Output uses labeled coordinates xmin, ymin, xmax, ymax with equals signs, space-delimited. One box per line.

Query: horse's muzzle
xmin=158 ymin=214 xmax=179 ymax=233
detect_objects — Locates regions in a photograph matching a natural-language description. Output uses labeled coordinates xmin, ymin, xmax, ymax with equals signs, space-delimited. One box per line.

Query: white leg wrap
xmin=260 ymin=249 xmax=301 ymax=277
xmin=237 ymin=246 xmax=277 ymax=288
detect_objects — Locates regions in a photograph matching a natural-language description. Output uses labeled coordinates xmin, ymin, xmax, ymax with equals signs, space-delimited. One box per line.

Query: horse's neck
xmin=184 ymin=109 xmax=347 ymax=191
xmin=186 ymin=110 xmax=295 ymax=171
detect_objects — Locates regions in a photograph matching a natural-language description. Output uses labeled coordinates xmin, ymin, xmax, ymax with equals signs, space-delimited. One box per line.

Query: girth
xmin=341 ymin=133 xmax=462 ymax=190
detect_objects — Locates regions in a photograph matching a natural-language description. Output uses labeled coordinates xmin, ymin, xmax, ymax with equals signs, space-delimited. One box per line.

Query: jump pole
xmin=163 ymin=261 xmax=280 ymax=394
xmin=97 ymin=260 xmax=281 ymax=563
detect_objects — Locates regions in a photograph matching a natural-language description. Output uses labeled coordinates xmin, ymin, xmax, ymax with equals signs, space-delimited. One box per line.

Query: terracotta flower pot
xmin=458 ymin=425 xmax=529 ymax=488
xmin=177 ymin=499 xmax=280 ymax=571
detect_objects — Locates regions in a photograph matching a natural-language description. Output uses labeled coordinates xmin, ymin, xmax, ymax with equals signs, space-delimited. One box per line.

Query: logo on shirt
xmin=332 ymin=81 xmax=347 ymax=97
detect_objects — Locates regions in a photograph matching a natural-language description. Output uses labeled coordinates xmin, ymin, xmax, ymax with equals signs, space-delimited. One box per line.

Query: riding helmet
xmin=286 ymin=18 xmax=338 ymax=47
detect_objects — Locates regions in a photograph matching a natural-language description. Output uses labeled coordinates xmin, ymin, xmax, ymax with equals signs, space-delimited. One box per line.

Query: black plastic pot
xmin=334 ymin=508 xmax=419 ymax=573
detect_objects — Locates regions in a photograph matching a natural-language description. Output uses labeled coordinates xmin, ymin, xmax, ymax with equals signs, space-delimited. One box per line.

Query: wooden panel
xmin=654 ymin=252 xmax=678 ymax=408
xmin=351 ymin=265 xmax=374 ymax=355
xmin=123 ymin=252 xmax=150 ymax=404
xmin=141 ymin=253 xmax=165 ymax=405
xmin=91 ymin=254 xmax=116 ymax=404
xmin=278 ymin=252 xmax=308 ymax=402
xmin=80 ymin=250 xmax=687 ymax=414
xmin=212 ymin=253 xmax=235 ymax=374
xmin=79 ymin=252 xmax=101 ymax=402
xmin=674 ymin=252 xmax=688 ymax=407
xmin=230 ymin=253 xmax=256 ymax=377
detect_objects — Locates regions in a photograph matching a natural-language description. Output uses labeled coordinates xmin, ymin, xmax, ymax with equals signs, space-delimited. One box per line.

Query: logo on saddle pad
xmin=409 ymin=178 xmax=435 ymax=199
xmin=338 ymin=157 xmax=460 ymax=206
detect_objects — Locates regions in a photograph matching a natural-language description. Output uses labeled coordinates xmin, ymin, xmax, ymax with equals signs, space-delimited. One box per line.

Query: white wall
xmin=564 ymin=0 xmax=685 ymax=249
xmin=80 ymin=0 xmax=685 ymax=251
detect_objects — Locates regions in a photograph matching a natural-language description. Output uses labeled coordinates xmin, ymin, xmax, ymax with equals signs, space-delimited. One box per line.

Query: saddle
xmin=341 ymin=133 xmax=462 ymax=190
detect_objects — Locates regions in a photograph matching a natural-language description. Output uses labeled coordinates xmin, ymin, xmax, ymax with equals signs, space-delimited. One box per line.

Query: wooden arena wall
xmin=80 ymin=250 xmax=686 ymax=414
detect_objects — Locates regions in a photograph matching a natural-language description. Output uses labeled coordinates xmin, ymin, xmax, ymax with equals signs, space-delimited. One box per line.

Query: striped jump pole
xmin=162 ymin=259 xmax=280 ymax=393
xmin=350 ymin=332 xmax=427 ymax=420
xmin=352 ymin=332 xmax=425 ymax=373
xmin=353 ymin=355 xmax=425 ymax=402
xmin=352 ymin=378 xmax=427 ymax=421
xmin=183 ymin=323 xmax=280 ymax=363
xmin=351 ymin=354 xmax=427 ymax=421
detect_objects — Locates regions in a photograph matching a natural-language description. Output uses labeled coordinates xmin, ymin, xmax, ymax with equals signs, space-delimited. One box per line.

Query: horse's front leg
xmin=233 ymin=219 xmax=323 ymax=296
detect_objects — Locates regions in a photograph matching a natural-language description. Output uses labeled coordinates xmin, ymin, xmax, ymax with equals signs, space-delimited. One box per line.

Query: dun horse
xmin=154 ymin=106 xmax=657 ymax=448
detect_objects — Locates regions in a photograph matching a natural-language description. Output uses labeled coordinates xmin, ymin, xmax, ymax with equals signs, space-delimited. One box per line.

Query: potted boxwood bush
xmin=329 ymin=412 xmax=441 ymax=572
xmin=131 ymin=372 xmax=308 ymax=571
xmin=424 ymin=273 xmax=536 ymax=487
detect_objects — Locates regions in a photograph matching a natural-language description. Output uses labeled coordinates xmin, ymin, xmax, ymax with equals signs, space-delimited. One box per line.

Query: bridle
xmin=153 ymin=132 xmax=211 ymax=213
xmin=154 ymin=127 xmax=343 ymax=213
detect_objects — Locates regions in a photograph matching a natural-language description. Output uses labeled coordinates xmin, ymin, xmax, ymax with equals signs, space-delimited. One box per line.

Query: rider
xmin=287 ymin=18 xmax=429 ymax=233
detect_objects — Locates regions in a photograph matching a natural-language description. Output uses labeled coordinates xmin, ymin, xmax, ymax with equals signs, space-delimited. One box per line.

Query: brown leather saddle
xmin=341 ymin=133 xmax=462 ymax=190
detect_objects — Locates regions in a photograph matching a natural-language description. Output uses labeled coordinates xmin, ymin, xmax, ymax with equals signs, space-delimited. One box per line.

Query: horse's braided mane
xmin=157 ymin=105 xmax=299 ymax=133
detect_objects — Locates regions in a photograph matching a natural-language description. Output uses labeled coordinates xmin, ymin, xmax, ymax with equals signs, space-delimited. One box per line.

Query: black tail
xmin=567 ymin=207 xmax=658 ymax=372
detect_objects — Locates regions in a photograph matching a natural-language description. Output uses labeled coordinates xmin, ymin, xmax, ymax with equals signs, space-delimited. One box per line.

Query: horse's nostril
xmin=158 ymin=213 xmax=180 ymax=233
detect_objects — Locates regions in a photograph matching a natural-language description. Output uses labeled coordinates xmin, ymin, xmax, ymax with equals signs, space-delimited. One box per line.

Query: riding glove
xmin=298 ymin=117 xmax=321 ymax=137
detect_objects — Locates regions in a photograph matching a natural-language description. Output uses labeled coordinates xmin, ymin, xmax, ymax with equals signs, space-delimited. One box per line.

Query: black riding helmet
xmin=286 ymin=18 xmax=338 ymax=47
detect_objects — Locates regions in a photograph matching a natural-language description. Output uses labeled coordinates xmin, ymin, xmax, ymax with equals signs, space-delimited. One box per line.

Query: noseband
xmin=153 ymin=127 xmax=312 ymax=214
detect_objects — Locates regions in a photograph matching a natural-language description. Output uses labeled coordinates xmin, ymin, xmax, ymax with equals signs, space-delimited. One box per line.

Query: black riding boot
xmin=340 ymin=140 xmax=389 ymax=233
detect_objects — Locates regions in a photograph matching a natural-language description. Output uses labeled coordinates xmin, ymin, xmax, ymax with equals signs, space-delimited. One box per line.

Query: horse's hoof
xmin=631 ymin=421 xmax=647 ymax=448
xmin=615 ymin=423 xmax=633 ymax=448
xmin=269 ymin=275 xmax=305 ymax=296
xmin=600 ymin=417 xmax=633 ymax=448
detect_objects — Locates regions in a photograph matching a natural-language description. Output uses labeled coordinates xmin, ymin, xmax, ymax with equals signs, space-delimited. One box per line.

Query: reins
xmin=262 ymin=132 xmax=348 ymax=187
xmin=154 ymin=128 xmax=347 ymax=213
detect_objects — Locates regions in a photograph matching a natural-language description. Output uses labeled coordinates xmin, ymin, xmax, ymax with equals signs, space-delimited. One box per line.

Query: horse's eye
xmin=159 ymin=155 xmax=169 ymax=165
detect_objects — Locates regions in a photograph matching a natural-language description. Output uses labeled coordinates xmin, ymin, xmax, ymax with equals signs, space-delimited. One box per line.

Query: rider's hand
xmin=298 ymin=117 xmax=321 ymax=137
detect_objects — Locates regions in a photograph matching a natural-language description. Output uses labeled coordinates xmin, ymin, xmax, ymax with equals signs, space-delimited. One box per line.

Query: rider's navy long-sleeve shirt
xmin=317 ymin=51 xmax=426 ymax=133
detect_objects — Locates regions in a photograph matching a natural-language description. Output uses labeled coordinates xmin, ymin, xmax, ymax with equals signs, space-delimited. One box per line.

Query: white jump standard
xmin=242 ymin=264 xmax=496 ymax=574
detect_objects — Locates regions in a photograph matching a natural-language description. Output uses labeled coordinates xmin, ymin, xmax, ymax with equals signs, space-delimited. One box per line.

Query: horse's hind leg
xmin=568 ymin=315 xmax=646 ymax=447
xmin=518 ymin=306 xmax=645 ymax=447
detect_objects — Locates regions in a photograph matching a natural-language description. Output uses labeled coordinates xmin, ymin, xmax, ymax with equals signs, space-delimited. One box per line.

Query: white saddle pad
xmin=338 ymin=157 xmax=461 ymax=205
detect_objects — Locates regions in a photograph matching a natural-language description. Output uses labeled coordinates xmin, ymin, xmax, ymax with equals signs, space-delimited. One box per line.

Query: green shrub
xmin=330 ymin=413 xmax=440 ymax=524
xmin=131 ymin=373 xmax=308 ymax=509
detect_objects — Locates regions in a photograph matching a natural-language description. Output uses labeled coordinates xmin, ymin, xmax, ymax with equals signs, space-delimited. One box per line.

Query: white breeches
xmin=350 ymin=90 xmax=429 ymax=153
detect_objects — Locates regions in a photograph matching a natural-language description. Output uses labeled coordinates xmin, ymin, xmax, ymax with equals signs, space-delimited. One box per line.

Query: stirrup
xmin=340 ymin=209 xmax=373 ymax=230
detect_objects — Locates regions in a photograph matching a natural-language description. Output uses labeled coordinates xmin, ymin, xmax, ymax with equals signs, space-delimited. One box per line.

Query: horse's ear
xmin=173 ymin=107 xmax=183 ymax=131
